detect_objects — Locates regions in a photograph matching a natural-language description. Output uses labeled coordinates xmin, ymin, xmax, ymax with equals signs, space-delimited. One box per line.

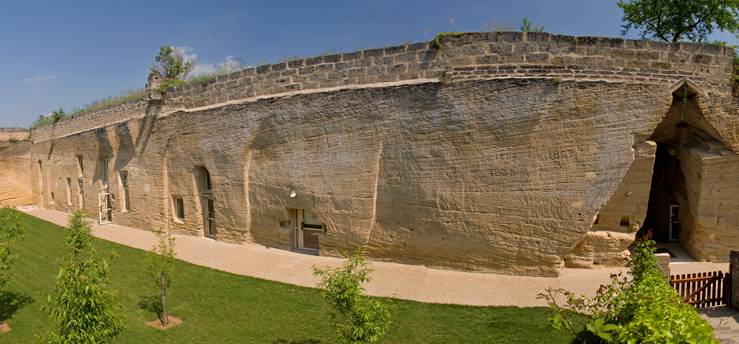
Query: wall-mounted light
xmin=289 ymin=190 xmax=296 ymax=198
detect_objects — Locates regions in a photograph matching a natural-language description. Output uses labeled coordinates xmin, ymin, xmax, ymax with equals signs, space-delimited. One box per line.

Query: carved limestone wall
xmin=0 ymin=130 xmax=32 ymax=206
xmin=19 ymin=32 xmax=739 ymax=276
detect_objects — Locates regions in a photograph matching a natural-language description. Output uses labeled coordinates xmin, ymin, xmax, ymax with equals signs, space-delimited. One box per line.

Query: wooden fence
xmin=669 ymin=271 xmax=732 ymax=309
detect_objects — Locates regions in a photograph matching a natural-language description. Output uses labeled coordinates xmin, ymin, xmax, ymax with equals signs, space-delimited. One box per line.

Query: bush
xmin=0 ymin=207 xmax=24 ymax=290
xmin=43 ymin=211 xmax=124 ymax=343
xmin=540 ymin=240 xmax=718 ymax=343
xmin=313 ymin=247 xmax=391 ymax=344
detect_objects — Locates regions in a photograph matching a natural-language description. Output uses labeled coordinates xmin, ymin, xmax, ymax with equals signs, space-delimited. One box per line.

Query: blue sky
xmin=0 ymin=0 xmax=736 ymax=127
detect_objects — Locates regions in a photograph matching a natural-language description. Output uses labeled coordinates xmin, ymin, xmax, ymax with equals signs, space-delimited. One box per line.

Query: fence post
xmin=731 ymin=251 xmax=738 ymax=310
xmin=656 ymin=252 xmax=670 ymax=279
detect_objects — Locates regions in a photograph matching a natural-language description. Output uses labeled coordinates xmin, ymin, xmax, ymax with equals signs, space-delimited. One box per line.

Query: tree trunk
xmin=160 ymin=272 xmax=168 ymax=325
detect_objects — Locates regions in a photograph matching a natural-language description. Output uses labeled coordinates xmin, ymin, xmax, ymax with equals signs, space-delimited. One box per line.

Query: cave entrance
xmin=641 ymin=81 xmax=727 ymax=252
xmin=642 ymin=142 xmax=686 ymax=243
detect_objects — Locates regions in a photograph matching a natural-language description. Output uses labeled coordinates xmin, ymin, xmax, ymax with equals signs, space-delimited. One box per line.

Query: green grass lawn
xmin=0 ymin=213 xmax=585 ymax=343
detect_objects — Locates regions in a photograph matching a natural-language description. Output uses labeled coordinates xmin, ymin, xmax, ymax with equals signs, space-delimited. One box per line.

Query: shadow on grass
xmin=272 ymin=339 xmax=322 ymax=344
xmin=0 ymin=290 xmax=34 ymax=322
xmin=137 ymin=295 xmax=163 ymax=322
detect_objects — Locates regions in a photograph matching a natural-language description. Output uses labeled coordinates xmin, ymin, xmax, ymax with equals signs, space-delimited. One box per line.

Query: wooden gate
xmin=669 ymin=271 xmax=732 ymax=308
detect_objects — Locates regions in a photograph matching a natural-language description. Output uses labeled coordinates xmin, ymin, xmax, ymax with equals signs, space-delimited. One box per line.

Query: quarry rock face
xmin=0 ymin=129 xmax=32 ymax=207
xmin=13 ymin=32 xmax=739 ymax=276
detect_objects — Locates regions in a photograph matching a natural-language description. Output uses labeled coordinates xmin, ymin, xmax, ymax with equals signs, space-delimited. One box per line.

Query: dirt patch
xmin=0 ymin=322 xmax=10 ymax=333
xmin=145 ymin=316 xmax=183 ymax=330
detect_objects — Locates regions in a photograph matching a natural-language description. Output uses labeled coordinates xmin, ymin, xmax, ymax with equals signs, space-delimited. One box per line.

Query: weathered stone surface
xmin=0 ymin=137 xmax=32 ymax=207
xmin=9 ymin=33 xmax=739 ymax=276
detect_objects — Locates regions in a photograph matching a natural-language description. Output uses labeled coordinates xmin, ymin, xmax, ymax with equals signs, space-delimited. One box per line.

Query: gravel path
xmin=23 ymin=208 xmax=728 ymax=307
xmin=701 ymin=308 xmax=739 ymax=343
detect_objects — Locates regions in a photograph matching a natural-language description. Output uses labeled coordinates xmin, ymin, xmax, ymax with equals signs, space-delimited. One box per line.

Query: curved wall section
xmin=23 ymin=32 xmax=738 ymax=276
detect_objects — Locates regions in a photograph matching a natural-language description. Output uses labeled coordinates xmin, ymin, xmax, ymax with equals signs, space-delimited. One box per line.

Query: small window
xmin=66 ymin=177 xmax=72 ymax=205
xmin=619 ymin=216 xmax=630 ymax=227
xmin=594 ymin=214 xmax=600 ymax=225
xmin=77 ymin=178 xmax=85 ymax=209
xmin=194 ymin=166 xmax=212 ymax=194
xmin=101 ymin=158 xmax=110 ymax=189
xmin=50 ymin=192 xmax=55 ymax=204
xmin=205 ymin=169 xmax=212 ymax=192
xmin=173 ymin=196 xmax=185 ymax=220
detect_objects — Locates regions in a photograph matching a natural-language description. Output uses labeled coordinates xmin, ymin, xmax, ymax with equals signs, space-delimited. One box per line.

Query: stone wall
xmin=31 ymin=32 xmax=736 ymax=142
xmin=0 ymin=128 xmax=29 ymax=142
xmin=20 ymin=32 xmax=738 ymax=276
xmin=681 ymin=149 xmax=739 ymax=262
xmin=0 ymin=140 xmax=32 ymax=207
xmin=31 ymin=100 xmax=149 ymax=144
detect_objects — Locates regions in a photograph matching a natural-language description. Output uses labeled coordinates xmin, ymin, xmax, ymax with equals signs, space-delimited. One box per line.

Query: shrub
xmin=313 ymin=247 xmax=391 ymax=344
xmin=540 ymin=240 xmax=718 ymax=343
xmin=0 ymin=207 xmax=24 ymax=291
xmin=43 ymin=211 xmax=124 ymax=343
xmin=431 ymin=32 xmax=463 ymax=49
xmin=153 ymin=46 xmax=194 ymax=81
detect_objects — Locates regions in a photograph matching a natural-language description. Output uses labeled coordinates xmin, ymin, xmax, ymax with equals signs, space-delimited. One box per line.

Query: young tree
xmin=152 ymin=46 xmax=195 ymax=80
xmin=313 ymin=247 xmax=391 ymax=344
xmin=44 ymin=211 xmax=124 ymax=344
xmin=520 ymin=18 xmax=545 ymax=33
xmin=618 ymin=0 xmax=738 ymax=42
xmin=146 ymin=229 xmax=176 ymax=326
xmin=0 ymin=207 xmax=24 ymax=291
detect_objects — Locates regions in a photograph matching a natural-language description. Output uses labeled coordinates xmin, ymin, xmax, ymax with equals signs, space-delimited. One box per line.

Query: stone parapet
xmin=30 ymin=32 xmax=735 ymax=142
xmin=0 ymin=128 xmax=29 ymax=142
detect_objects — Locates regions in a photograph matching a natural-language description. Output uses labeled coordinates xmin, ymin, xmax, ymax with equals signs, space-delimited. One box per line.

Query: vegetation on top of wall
xmin=32 ymin=90 xmax=146 ymax=129
xmin=539 ymin=240 xmax=718 ymax=343
xmin=431 ymin=32 xmax=464 ymax=49
xmin=68 ymin=89 xmax=146 ymax=117
xmin=434 ymin=18 xmax=545 ymax=49
xmin=159 ymin=72 xmax=223 ymax=92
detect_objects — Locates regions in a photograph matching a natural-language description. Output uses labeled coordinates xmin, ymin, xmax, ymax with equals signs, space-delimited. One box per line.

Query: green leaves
xmin=153 ymin=46 xmax=195 ymax=82
xmin=313 ymin=247 xmax=391 ymax=343
xmin=146 ymin=229 xmax=176 ymax=325
xmin=541 ymin=240 xmax=718 ymax=343
xmin=618 ymin=0 xmax=738 ymax=42
xmin=44 ymin=211 xmax=124 ymax=343
xmin=0 ymin=207 xmax=24 ymax=291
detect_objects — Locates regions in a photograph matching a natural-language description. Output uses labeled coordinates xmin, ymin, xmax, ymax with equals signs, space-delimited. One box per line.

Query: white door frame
xmin=294 ymin=209 xmax=305 ymax=248
xmin=99 ymin=192 xmax=112 ymax=224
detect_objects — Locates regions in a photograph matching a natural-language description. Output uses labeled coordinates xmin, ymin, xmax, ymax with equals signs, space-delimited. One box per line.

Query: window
xmin=101 ymin=158 xmax=110 ymax=190
xmin=205 ymin=169 xmax=212 ymax=192
xmin=50 ymin=192 xmax=55 ymax=204
xmin=619 ymin=216 xmax=630 ymax=227
xmin=38 ymin=161 xmax=44 ymax=206
xmin=173 ymin=196 xmax=185 ymax=221
xmin=195 ymin=166 xmax=212 ymax=194
xmin=66 ymin=177 xmax=72 ymax=205
xmin=77 ymin=178 xmax=84 ymax=209
xmin=119 ymin=171 xmax=130 ymax=212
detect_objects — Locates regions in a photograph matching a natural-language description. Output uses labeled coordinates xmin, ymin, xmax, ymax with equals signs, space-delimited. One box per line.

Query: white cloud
xmin=159 ymin=46 xmax=245 ymax=79
xmin=187 ymin=54 xmax=244 ymax=79
xmin=23 ymin=75 xmax=56 ymax=83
